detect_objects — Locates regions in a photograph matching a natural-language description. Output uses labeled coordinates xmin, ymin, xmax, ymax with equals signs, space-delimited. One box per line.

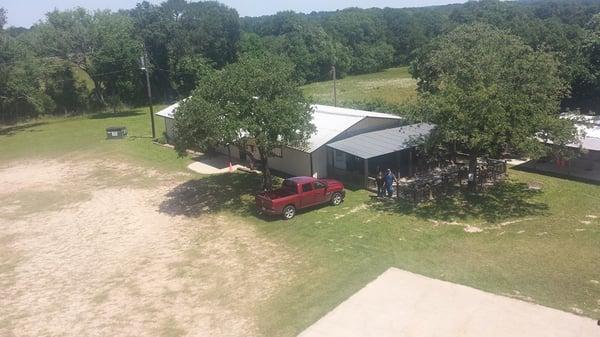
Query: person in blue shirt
xmin=384 ymin=169 xmax=398 ymax=197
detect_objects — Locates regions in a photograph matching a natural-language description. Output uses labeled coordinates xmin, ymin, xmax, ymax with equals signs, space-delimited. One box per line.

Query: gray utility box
xmin=106 ymin=127 xmax=128 ymax=139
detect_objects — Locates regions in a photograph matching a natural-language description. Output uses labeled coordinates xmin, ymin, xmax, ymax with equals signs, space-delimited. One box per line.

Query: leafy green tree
xmin=89 ymin=11 xmax=144 ymax=107
xmin=383 ymin=9 xmax=451 ymax=64
xmin=0 ymin=8 xmax=6 ymax=29
xmin=174 ymin=55 xmax=315 ymax=190
xmin=237 ymin=32 xmax=270 ymax=56
xmin=44 ymin=64 xmax=90 ymax=115
xmin=270 ymin=23 xmax=351 ymax=82
xmin=411 ymin=23 xmax=576 ymax=191
xmin=242 ymin=10 xmax=304 ymax=36
xmin=129 ymin=1 xmax=241 ymax=100
xmin=129 ymin=1 xmax=174 ymax=102
xmin=581 ymin=13 xmax=600 ymax=107
xmin=31 ymin=9 xmax=142 ymax=107
xmin=170 ymin=1 xmax=240 ymax=68
xmin=0 ymin=10 xmax=52 ymax=122
xmin=322 ymin=9 xmax=395 ymax=74
xmin=169 ymin=55 xmax=214 ymax=96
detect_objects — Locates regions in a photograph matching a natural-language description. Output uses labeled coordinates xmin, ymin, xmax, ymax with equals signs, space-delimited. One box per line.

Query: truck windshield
xmin=281 ymin=180 xmax=297 ymax=194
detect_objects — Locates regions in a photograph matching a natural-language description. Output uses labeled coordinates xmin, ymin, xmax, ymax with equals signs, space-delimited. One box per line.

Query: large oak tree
xmin=173 ymin=54 xmax=315 ymax=190
xmin=410 ymin=23 xmax=577 ymax=191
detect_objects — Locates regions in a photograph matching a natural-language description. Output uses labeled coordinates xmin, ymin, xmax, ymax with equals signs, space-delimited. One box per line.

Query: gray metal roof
xmin=326 ymin=123 xmax=435 ymax=159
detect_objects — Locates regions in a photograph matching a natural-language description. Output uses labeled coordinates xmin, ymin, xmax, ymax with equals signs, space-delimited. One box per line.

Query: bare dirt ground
xmin=0 ymin=158 xmax=297 ymax=337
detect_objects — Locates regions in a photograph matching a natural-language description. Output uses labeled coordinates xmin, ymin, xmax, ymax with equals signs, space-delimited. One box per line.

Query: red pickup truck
xmin=255 ymin=176 xmax=345 ymax=219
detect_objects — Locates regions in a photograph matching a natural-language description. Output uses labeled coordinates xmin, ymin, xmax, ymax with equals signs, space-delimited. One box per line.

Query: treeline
xmin=1 ymin=0 xmax=600 ymax=122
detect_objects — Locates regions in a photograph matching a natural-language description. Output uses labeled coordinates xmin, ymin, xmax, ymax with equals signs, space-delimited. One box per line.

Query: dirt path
xmin=0 ymin=159 xmax=296 ymax=337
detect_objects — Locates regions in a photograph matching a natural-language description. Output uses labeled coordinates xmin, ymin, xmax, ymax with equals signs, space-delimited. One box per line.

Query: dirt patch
xmin=335 ymin=204 xmax=367 ymax=220
xmin=428 ymin=219 xmax=484 ymax=234
xmin=0 ymin=160 xmax=91 ymax=195
xmin=359 ymin=78 xmax=417 ymax=90
xmin=0 ymin=159 xmax=296 ymax=337
xmin=464 ymin=225 xmax=483 ymax=233
xmin=495 ymin=218 xmax=534 ymax=228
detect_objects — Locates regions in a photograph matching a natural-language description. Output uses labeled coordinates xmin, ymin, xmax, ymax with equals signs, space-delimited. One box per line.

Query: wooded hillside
xmin=1 ymin=0 xmax=600 ymax=122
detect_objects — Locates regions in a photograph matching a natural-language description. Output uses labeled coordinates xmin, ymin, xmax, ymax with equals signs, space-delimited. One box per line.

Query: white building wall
xmin=161 ymin=114 xmax=403 ymax=179
xmin=311 ymin=146 xmax=329 ymax=178
xmin=164 ymin=117 xmax=176 ymax=143
xmin=215 ymin=144 xmax=241 ymax=159
xmin=215 ymin=144 xmax=312 ymax=177
xmin=269 ymin=147 xmax=312 ymax=177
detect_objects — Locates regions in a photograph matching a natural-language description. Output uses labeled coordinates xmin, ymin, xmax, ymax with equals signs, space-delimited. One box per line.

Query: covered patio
xmin=325 ymin=123 xmax=435 ymax=188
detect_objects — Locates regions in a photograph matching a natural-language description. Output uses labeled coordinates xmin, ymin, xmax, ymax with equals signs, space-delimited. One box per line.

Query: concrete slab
xmin=299 ymin=268 xmax=598 ymax=337
xmin=187 ymin=154 xmax=245 ymax=175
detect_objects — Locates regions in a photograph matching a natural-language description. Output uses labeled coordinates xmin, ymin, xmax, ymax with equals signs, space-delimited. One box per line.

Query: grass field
xmin=0 ymin=106 xmax=191 ymax=172
xmin=1 ymin=107 xmax=599 ymax=336
xmin=302 ymin=67 xmax=418 ymax=106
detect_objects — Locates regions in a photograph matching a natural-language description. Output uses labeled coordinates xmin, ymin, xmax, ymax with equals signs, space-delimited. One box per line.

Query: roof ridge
xmin=312 ymin=104 xmax=403 ymax=120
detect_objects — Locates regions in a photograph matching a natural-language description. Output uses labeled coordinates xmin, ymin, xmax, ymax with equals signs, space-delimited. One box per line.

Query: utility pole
xmin=141 ymin=53 xmax=156 ymax=139
xmin=332 ymin=65 xmax=337 ymax=107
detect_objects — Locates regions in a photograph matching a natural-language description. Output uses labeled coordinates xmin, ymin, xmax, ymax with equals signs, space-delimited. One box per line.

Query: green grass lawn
xmin=2 ymin=111 xmax=599 ymax=336
xmin=302 ymin=67 xmax=418 ymax=106
xmin=0 ymin=106 xmax=191 ymax=172
xmin=175 ymin=172 xmax=600 ymax=336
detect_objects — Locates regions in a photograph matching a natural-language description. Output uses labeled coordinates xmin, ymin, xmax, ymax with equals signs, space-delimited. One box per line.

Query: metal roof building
xmin=562 ymin=114 xmax=600 ymax=152
xmin=155 ymin=101 xmax=433 ymax=185
xmin=155 ymin=102 xmax=403 ymax=154
xmin=327 ymin=123 xmax=436 ymax=159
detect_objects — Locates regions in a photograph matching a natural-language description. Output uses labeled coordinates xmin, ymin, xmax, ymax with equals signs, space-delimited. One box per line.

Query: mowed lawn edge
xmin=0 ymin=106 xmax=193 ymax=173
xmin=302 ymin=67 xmax=417 ymax=106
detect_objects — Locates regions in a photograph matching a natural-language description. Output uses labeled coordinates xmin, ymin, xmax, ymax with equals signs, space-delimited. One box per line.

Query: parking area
xmin=300 ymin=268 xmax=599 ymax=337
xmin=0 ymin=159 xmax=296 ymax=337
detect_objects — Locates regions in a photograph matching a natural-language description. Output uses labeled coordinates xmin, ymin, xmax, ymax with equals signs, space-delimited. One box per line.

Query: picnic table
xmin=394 ymin=160 xmax=507 ymax=202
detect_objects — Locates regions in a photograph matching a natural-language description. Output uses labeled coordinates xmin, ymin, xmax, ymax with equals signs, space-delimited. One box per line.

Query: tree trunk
xmin=258 ymin=148 xmax=273 ymax=191
xmin=262 ymin=161 xmax=273 ymax=191
xmin=76 ymin=63 xmax=106 ymax=107
xmin=92 ymin=78 xmax=106 ymax=106
xmin=237 ymin=140 xmax=257 ymax=170
xmin=451 ymin=142 xmax=457 ymax=163
xmin=468 ymin=151 xmax=478 ymax=193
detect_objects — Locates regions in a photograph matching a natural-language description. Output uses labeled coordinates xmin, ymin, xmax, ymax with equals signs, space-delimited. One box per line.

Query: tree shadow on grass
xmin=368 ymin=181 xmax=549 ymax=223
xmin=158 ymin=173 xmax=264 ymax=218
xmin=0 ymin=122 xmax=47 ymax=137
xmin=88 ymin=110 xmax=144 ymax=120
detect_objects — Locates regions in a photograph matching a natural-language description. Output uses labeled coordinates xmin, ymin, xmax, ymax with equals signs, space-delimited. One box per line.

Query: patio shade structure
xmin=327 ymin=123 xmax=435 ymax=159
xmin=326 ymin=123 xmax=435 ymax=186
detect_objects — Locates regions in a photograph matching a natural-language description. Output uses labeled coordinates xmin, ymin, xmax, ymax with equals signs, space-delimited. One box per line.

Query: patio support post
xmin=364 ymin=158 xmax=369 ymax=188
xmin=408 ymin=149 xmax=414 ymax=177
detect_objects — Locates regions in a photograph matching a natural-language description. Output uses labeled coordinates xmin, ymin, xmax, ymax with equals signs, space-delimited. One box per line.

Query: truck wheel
xmin=282 ymin=205 xmax=296 ymax=220
xmin=331 ymin=192 xmax=343 ymax=206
